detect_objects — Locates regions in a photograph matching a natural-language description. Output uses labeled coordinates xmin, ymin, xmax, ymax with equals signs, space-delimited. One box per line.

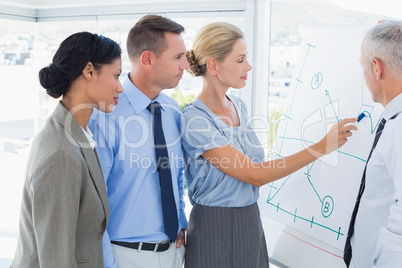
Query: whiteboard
xmin=258 ymin=24 xmax=383 ymax=268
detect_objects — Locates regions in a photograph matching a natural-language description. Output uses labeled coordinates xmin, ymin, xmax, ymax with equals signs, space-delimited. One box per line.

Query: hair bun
xmin=39 ymin=63 xmax=70 ymax=98
xmin=186 ymin=49 xmax=205 ymax=77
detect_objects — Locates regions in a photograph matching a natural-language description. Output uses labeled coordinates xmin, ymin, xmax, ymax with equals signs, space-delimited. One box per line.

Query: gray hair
xmin=361 ymin=20 xmax=402 ymax=78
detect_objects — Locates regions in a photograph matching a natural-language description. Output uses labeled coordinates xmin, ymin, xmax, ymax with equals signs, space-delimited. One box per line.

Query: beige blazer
xmin=12 ymin=102 xmax=110 ymax=268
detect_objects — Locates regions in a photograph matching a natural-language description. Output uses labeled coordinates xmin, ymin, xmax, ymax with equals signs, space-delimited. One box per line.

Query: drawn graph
xmin=258 ymin=25 xmax=383 ymax=250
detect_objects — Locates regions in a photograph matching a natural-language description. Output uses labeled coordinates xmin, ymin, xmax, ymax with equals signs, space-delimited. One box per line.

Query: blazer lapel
xmin=81 ymin=147 xmax=110 ymax=223
xmin=52 ymin=101 xmax=110 ymax=224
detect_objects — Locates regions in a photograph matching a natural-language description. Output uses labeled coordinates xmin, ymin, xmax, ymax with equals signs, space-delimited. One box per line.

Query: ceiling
xmin=1 ymin=0 xmax=401 ymax=22
xmin=0 ymin=0 xmax=249 ymax=22
xmin=0 ymin=0 xmax=233 ymax=8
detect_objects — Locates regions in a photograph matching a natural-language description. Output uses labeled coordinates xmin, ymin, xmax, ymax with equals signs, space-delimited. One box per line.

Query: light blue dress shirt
xmin=88 ymin=73 xmax=188 ymax=268
xmin=181 ymin=95 xmax=265 ymax=208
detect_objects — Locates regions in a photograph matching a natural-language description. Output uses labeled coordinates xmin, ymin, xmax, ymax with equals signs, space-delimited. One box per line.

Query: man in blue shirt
xmin=88 ymin=15 xmax=189 ymax=268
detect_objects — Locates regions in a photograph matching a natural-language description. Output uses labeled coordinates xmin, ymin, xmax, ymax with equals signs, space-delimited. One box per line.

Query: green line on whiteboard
xmin=267 ymin=174 xmax=292 ymax=201
xmin=337 ymin=150 xmax=366 ymax=162
xmin=305 ymin=172 xmax=322 ymax=203
xmin=298 ymin=43 xmax=314 ymax=78
xmin=363 ymin=110 xmax=383 ymax=134
xmin=266 ymin=201 xmax=344 ymax=239
xmin=284 ymin=115 xmax=293 ymax=120
xmin=325 ymin=90 xmax=340 ymax=122
xmin=307 ymin=161 xmax=316 ymax=173
xmin=278 ymin=136 xmax=315 ymax=145
xmin=279 ymin=82 xmax=299 ymax=153
xmin=278 ymin=136 xmax=365 ymax=162
xmin=337 ymin=227 xmax=342 ymax=240
xmin=279 ymin=43 xmax=315 ymax=154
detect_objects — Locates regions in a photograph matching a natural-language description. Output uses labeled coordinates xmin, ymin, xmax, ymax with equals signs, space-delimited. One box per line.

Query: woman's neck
xmin=198 ymin=79 xmax=230 ymax=112
xmin=61 ymin=96 xmax=94 ymax=129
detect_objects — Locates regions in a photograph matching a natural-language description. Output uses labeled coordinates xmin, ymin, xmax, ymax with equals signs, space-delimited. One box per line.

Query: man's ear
xmin=372 ymin=58 xmax=383 ymax=80
xmin=206 ymin=57 xmax=218 ymax=75
xmin=140 ymin=51 xmax=154 ymax=70
xmin=82 ymin=62 xmax=95 ymax=80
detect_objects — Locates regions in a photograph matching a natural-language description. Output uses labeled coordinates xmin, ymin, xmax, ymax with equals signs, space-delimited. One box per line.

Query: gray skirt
xmin=184 ymin=202 xmax=269 ymax=268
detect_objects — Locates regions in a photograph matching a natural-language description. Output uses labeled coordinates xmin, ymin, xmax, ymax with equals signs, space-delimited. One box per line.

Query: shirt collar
xmin=122 ymin=72 xmax=166 ymax=114
xmin=81 ymin=125 xmax=97 ymax=149
xmin=383 ymin=92 xmax=402 ymax=121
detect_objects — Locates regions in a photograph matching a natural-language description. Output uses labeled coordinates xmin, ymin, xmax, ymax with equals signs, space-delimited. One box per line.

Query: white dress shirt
xmin=351 ymin=93 xmax=402 ymax=268
xmin=81 ymin=125 xmax=97 ymax=150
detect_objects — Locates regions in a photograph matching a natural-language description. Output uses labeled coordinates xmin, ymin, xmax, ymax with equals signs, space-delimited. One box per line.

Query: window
xmin=267 ymin=0 xmax=393 ymax=156
xmin=0 ymin=12 xmax=246 ymax=265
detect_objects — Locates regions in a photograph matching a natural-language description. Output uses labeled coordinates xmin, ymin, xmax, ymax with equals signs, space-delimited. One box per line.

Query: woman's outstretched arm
xmin=202 ymin=117 xmax=357 ymax=187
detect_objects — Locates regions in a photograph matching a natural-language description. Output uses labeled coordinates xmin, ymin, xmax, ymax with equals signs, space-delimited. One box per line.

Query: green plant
xmin=170 ymin=89 xmax=196 ymax=111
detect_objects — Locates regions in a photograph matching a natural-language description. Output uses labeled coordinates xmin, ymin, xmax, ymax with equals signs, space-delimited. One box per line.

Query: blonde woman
xmin=182 ymin=22 xmax=356 ymax=268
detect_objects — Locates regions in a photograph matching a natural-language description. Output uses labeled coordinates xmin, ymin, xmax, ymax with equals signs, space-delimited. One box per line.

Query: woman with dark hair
xmin=11 ymin=31 xmax=123 ymax=267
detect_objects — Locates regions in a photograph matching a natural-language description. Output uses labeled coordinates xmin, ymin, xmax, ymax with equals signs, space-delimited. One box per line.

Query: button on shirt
xmin=88 ymin=73 xmax=188 ymax=268
xmin=181 ymin=95 xmax=265 ymax=207
xmin=351 ymin=93 xmax=402 ymax=268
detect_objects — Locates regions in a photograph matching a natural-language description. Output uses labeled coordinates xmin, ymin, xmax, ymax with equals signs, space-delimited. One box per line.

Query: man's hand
xmin=176 ymin=229 xmax=186 ymax=248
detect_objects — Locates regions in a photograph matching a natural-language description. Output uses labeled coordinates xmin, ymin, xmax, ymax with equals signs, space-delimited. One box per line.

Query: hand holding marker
xmin=347 ymin=112 xmax=366 ymax=132
xmin=356 ymin=112 xmax=366 ymax=123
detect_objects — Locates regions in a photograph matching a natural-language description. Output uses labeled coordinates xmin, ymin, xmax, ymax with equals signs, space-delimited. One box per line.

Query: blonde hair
xmin=186 ymin=22 xmax=244 ymax=77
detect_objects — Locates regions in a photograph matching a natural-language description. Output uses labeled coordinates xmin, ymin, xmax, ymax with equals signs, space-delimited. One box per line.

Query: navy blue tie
xmin=344 ymin=117 xmax=389 ymax=267
xmin=147 ymin=101 xmax=178 ymax=242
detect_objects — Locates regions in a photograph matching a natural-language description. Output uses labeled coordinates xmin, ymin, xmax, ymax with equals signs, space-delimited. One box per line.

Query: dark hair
xmin=126 ymin=15 xmax=184 ymax=62
xmin=39 ymin=32 xmax=122 ymax=98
